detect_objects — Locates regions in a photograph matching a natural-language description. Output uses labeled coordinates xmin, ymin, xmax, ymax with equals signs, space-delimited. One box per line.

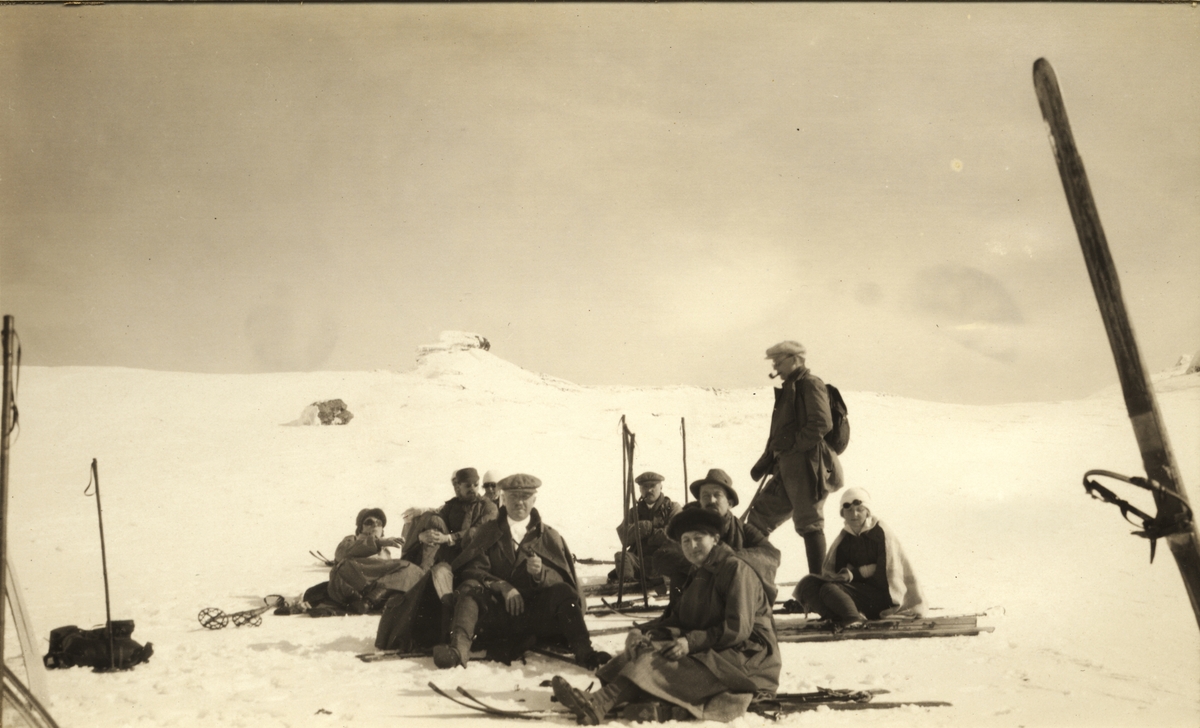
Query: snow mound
xmin=1086 ymin=349 xmax=1200 ymax=398
xmin=413 ymin=331 xmax=581 ymax=393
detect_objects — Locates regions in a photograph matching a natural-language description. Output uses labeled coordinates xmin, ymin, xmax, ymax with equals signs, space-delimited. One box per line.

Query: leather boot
xmin=553 ymin=675 xmax=636 ymax=725
xmin=433 ymin=591 xmax=478 ymax=669
xmin=550 ymin=585 xmax=607 ymax=668
xmin=803 ymin=531 xmax=827 ymax=575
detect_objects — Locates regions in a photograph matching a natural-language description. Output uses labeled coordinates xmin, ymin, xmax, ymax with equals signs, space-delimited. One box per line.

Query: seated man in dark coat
xmin=402 ymin=467 xmax=499 ymax=599
xmin=431 ymin=473 xmax=611 ymax=670
xmin=652 ymin=469 xmax=780 ymax=610
xmin=609 ymin=471 xmax=682 ymax=583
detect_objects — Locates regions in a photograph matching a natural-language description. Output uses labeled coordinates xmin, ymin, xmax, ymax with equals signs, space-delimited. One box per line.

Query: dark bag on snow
xmin=44 ymin=620 xmax=154 ymax=671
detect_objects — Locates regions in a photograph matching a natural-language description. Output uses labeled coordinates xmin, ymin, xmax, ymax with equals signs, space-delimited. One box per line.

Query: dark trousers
xmin=795 ymin=575 xmax=891 ymax=623
xmin=448 ymin=580 xmax=593 ymax=659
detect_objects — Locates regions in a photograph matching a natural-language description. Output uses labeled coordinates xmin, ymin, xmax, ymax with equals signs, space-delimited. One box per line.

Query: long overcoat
xmin=655 ymin=543 xmax=781 ymax=694
xmin=454 ymin=507 xmax=585 ymax=613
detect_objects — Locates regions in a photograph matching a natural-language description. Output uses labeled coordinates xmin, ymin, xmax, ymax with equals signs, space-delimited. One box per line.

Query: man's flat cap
xmin=498 ymin=473 xmax=541 ymax=492
xmin=635 ymin=472 xmax=665 ymax=486
xmin=482 ymin=469 xmax=502 ymax=485
xmin=765 ymin=340 xmax=806 ymax=360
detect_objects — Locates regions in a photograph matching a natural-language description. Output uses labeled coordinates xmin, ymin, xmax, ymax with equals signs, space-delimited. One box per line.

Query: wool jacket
xmin=767 ymin=367 xmax=831 ymax=456
xmin=438 ymin=495 xmax=499 ymax=549
xmin=662 ymin=502 xmax=782 ymax=603
xmin=760 ymin=366 xmax=841 ymax=502
xmin=653 ymin=543 xmax=781 ymax=694
xmin=452 ymin=507 xmax=584 ymax=607
xmin=617 ymin=494 xmax=683 ymax=551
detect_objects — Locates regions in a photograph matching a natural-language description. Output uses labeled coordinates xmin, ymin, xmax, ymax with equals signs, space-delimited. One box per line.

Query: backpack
xmin=824 ymin=384 xmax=850 ymax=455
xmin=44 ymin=621 xmax=153 ymax=672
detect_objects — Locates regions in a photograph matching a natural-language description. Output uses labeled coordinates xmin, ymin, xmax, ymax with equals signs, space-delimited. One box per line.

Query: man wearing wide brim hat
xmin=745 ymin=340 xmax=844 ymax=575
xmin=649 ymin=469 xmax=781 ymax=609
xmin=610 ymin=471 xmax=682 ymax=584
xmin=428 ymin=473 xmax=611 ymax=671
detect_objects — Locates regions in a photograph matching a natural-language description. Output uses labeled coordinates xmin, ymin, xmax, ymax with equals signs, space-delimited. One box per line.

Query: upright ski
xmin=1033 ymin=58 xmax=1200 ymax=629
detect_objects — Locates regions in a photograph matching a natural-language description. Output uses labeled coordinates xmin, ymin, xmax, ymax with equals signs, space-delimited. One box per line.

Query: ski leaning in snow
xmin=1033 ymin=57 xmax=1200 ymax=629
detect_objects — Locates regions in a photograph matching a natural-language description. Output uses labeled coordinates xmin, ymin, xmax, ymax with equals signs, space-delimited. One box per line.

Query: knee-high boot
xmin=803 ymin=531 xmax=827 ymax=575
xmin=433 ymin=591 xmax=478 ymax=669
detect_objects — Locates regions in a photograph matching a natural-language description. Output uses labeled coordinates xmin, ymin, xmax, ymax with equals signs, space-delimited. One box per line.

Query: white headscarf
xmin=839 ymin=486 xmax=877 ymax=535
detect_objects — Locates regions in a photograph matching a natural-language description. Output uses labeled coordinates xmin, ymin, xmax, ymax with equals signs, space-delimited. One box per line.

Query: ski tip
xmin=1032 ymin=58 xmax=1059 ymax=93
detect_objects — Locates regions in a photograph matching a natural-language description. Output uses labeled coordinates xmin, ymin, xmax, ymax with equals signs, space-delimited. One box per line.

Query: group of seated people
xmin=303 ymin=465 xmax=921 ymax=723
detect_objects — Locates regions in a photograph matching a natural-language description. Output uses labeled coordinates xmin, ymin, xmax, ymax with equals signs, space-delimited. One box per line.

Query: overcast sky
xmin=2 ymin=4 xmax=1196 ymax=404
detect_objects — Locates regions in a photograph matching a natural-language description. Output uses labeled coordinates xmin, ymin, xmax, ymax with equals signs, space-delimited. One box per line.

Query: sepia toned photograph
xmin=0 ymin=4 xmax=1197 ymax=727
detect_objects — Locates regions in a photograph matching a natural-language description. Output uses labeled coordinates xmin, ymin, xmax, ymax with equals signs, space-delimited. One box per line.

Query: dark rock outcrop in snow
xmin=286 ymin=399 xmax=354 ymax=426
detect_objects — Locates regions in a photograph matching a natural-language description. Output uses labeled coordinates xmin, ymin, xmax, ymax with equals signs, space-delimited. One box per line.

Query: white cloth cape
xmin=821 ymin=517 xmax=926 ymax=617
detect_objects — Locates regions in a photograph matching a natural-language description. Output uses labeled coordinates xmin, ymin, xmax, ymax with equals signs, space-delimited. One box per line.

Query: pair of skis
xmin=428 ymin=682 xmax=951 ymax=720
xmin=358 ymin=645 xmax=577 ymax=666
xmin=774 ymin=612 xmax=995 ymax=643
xmin=582 ymin=611 xmax=994 ymax=641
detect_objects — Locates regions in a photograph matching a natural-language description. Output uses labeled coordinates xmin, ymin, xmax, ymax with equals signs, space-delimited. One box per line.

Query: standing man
xmin=651 ymin=469 xmax=780 ymax=608
xmin=745 ymin=341 xmax=843 ymax=574
xmin=432 ymin=473 xmax=611 ymax=670
xmin=609 ymin=471 xmax=682 ymax=584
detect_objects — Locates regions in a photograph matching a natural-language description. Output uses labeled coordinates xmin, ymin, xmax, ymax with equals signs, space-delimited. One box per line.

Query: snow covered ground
xmin=3 ymin=333 xmax=1198 ymax=727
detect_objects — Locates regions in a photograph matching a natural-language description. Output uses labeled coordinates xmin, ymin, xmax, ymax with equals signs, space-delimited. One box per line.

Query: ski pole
xmin=84 ymin=458 xmax=115 ymax=671
xmin=617 ymin=417 xmax=629 ymax=605
xmin=0 ymin=316 xmax=15 ymax=722
xmin=680 ymin=418 xmax=688 ymax=504
xmin=741 ymin=472 xmax=770 ymax=524
xmin=625 ymin=423 xmax=649 ymax=606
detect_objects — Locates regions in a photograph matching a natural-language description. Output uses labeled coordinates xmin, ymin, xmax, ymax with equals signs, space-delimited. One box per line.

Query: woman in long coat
xmin=553 ymin=507 xmax=780 ymax=723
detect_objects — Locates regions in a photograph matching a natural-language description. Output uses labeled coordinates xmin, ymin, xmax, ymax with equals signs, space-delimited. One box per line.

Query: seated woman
xmin=793 ymin=487 xmax=925 ymax=628
xmin=551 ymin=508 xmax=780 ymax=724
xmin=324 ymin=508 xmax=426 ymax=614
